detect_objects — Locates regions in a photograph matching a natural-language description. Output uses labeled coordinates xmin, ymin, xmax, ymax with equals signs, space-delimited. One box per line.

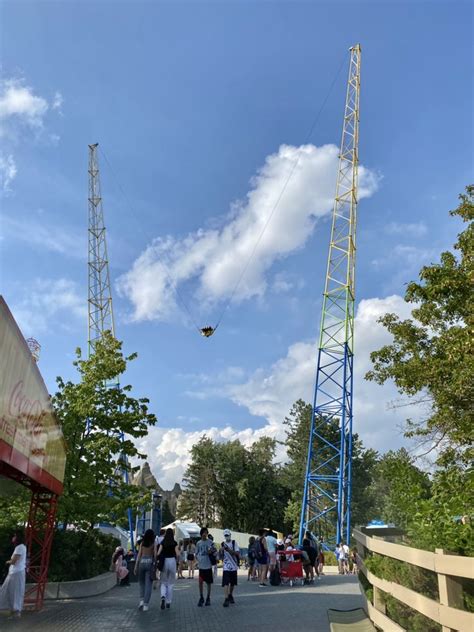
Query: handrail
xmin=353 ymin=529 xmax=474 ymax=579
xmin=353 ymin=529 xmax=474 ymax=632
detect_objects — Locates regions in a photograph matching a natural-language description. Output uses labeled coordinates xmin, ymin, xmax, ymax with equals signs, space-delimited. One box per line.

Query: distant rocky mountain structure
xmin=132 ymin=462 xmax=182 ymax=518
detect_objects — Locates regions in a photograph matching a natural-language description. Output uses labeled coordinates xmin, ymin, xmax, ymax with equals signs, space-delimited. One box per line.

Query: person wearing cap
xmin=220 ymin=529 xmax=240 ymax=607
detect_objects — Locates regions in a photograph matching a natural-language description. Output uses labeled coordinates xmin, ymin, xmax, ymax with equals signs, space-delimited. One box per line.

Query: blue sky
xmin=1 ymin=1 xmax=472 ymax=488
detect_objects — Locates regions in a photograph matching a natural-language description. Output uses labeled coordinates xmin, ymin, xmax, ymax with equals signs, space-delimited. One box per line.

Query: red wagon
xmin=277 ymin=549 xmax=304 ymax=587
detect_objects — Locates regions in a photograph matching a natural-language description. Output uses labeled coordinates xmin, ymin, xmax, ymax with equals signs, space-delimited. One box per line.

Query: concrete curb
xmin=44 ymin=571 xmax=116 ymax=600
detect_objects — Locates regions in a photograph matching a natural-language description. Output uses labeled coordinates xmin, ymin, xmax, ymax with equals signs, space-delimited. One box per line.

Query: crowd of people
xmin=128 ymin=526 xmax=338 ymax=613
xmin=0 ymin=526 xmax=359 ymax=618
xmin=246 ymin=530 xmax=326 ymax=586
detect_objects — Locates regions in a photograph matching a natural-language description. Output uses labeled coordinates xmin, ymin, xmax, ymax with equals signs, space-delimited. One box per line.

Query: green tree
xmin=53 ymin=333 xmax=157 ymax=529
xmin=282 ymin=399 xmax=378 ymax=534
xmin=367 ymin=448 xmax=431 ymax=531
xmin=161 ymin=499 xmax=175 ymax=526
xmin=366 ymin=186 xmax=474 ymax=456
xmin=178 ymin=436 xmax=219 ymax=526
xmin=214 ymin=439 xmax=249 ymax=530
xmin=365 ymin=186 xmax=474 ymax=555
xmin=243 ymin=437 xmax=289 ymax=533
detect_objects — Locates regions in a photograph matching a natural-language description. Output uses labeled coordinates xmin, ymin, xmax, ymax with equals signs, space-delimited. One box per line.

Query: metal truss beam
xmin=87 ymin=144 xmax=134 ymax=548
xmin=299 ymin=45 xmax=361 ymax=548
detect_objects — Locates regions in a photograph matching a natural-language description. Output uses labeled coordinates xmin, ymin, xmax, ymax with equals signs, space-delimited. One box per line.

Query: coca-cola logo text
xmin=8 ymin=381 xmax=45 ymax=436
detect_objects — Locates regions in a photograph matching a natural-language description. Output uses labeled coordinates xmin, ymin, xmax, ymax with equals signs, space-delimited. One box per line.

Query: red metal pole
xmin=24 ymin=490 xmax=58 ymax=611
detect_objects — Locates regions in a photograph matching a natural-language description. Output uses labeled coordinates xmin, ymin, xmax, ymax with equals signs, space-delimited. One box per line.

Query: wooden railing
xmin=353 ymin=528 xmax=474 ymax=632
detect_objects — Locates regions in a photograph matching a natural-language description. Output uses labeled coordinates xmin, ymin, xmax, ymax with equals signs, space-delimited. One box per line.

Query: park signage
xmin=0 ymin=296 xmax=66 ymax=495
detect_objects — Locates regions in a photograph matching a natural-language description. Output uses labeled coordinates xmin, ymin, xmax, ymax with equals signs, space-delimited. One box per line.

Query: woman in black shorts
xmin=187 ymin=541 xmax=196 ymax=578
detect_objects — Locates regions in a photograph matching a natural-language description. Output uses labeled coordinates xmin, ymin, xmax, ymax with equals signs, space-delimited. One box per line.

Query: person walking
xmin=112 ymin=547 xmax=130 ymax=586
xmin=187 ymin=540 xmax=196 ymax=578
xmin=220 ymin=529 xmax=240 ymax=607
xmin=208 ymin=534 xmax=218 ymax=579
xmin=256 ymin=529 xmax=269 ymax=587
xmin=156 ymin=528 xmax=179 ymax=610
xmin=177 ymin=541 xmax=185 ymax=579
xmin=0 ymin=531 xmax=27 ymax=619
xmin=318 ymin=538 xmax=325 ymax=576
xmin=134 ymin=529 xmax=155 ymax=611
xmin=195 ymin=527 xmax=216 ymax=607
xmin=247 ymin=536 xmax=258 ymax=581
xmin=351 ymin=547 xmax=359 ymax=574
xmin=265 ymin=530 xmax=278 ymax=580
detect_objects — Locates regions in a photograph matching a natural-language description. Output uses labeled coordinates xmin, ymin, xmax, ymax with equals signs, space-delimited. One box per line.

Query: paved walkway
xmin=2 ymin=570 xmax=364 ymax=631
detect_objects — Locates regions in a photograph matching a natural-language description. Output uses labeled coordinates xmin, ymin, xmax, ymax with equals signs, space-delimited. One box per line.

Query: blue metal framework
xmin=88 ymin=144 xmax=134 ymax=550
xmin=299 ymin=45 xmax=361 ymax=547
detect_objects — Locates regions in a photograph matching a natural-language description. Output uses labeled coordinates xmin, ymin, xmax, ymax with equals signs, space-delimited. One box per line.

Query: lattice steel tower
xmin=299 ymin=44 xmax=361 ymax=547
xmin=88 ymin=143 xmax=117 ymax=364
xmin=87 ymin=143 xmax=134 ymax=544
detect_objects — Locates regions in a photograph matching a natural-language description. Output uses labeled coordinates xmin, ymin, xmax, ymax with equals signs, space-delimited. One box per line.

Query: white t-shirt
xmin=338 ymin=546 xmax=348 ymax=560
xmin=9 ymin=544 xmax=26 ymax=575
xmin=222 ymin=540 xmax=240 ymax=571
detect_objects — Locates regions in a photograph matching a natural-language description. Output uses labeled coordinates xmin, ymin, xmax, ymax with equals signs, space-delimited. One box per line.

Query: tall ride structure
xmin=87 ymin=143 xmax=134 ymax=545
xmin=299 ymin=45 xmax=361 ymax=547
xmin=88 ymin=143 xmax=117 ymax=365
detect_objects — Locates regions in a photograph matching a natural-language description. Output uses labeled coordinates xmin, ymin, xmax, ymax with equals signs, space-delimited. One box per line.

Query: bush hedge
xmin=0 ymin=527 xmax=119 ymax=583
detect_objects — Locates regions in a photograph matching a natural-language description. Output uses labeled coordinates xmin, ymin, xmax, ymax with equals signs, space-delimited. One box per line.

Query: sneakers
xmin=166 ymin=603 xmax=171 ymax=609
xmin=223 ymin=598 xmax=229 ymax=607
xmin=198 ymin=596 xmax=205 ymax=607
xmin=205 ymin=597 xmax=211 ymax=606
xmin=228 ymin=594 xmax=235 ymax=604
xmin=143 ymin=605 xmax=149 ymax=612
xmin=259 ymin=583 xmax=267 ymax=587
xmin=161 ymin=597 xmax=165 ymax=610
xmin=138 ymin=600 xmax=144 ymax=609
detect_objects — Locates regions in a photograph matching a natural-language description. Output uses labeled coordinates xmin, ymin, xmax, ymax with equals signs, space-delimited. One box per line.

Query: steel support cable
xmin=98 ymin=147 xmax=202 ymax=334
xmin=212 ymin=52 xmax=348 ymax=330
xmin=99 ymin=52 xmax=347 ymax=337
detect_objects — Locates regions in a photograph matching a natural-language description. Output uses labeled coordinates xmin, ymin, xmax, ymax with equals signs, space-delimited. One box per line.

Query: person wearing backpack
xmin=219 ymin=529 xmax=240 ymax=607
xmin=247 ymin=536 xmax=258 ymax=581
xmin=256 ymin=529 xmax=269 ymax=587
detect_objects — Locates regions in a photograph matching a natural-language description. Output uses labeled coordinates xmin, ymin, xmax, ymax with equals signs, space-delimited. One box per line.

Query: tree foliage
xmin=366 ymin=185 xmax=474 ymax=456
xmin=178 ymin=436 xmax=290 ymax=533
xmin=52 ymin=332 xmax=157 ymax=529
xmin=365 ymin=186 xmax=473 ymax=555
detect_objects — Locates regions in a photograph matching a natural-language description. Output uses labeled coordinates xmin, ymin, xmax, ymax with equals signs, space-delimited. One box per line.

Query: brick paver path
xmin=1 ymin=570 xmax=364 ymax=631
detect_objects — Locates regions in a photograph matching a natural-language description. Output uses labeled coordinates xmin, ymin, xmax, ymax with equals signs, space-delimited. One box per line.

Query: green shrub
xmin=48 ymin=530 xmax=119 ymax=581
xmin=382 ymin=591 xmax=441 ymax=632
xmin=358 ymin=570 xmax=373 ymax=604
xmin=0 ymin=527 xmax=119 ymax=583
xmin=365 ymin=552 xmax=438 ymax=600
xmin=323 ymin=551 xmax=337 ymax=566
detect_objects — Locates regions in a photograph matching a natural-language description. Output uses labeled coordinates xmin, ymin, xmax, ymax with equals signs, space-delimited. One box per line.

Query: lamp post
xmin=151 ymin=491 xmax=163 ymax=534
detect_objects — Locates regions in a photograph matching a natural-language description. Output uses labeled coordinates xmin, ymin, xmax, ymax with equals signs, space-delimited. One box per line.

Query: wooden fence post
xmin=436 ymin=548 xmax=464 ymax=632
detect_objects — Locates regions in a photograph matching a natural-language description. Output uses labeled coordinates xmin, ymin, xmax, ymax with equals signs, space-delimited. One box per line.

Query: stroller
xmin=277 ymin=549 xmax=304 ymax=587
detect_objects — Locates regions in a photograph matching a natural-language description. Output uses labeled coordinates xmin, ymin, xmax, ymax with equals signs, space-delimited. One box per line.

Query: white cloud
xmin=51 ymin=91 xmax=63 ymax=113
xmin=139 ymin=295 xmax=420 ymax=489
xmin=118 ymin=143 xmax=379 ymax=322
xmin=0 ymin=79 xmax=49 ymax=132
xmin=11 ymin=278 xmax=86 ymax=335
xmin=0 ymin=78 xmax=63 ymax=189
xmin=385 ymin=221 xmax=427 ymax=237
xmin=0 ymin=154 xmax=17 ymax=192
xmin=1 ymin=213 xmax=85 ymax=258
